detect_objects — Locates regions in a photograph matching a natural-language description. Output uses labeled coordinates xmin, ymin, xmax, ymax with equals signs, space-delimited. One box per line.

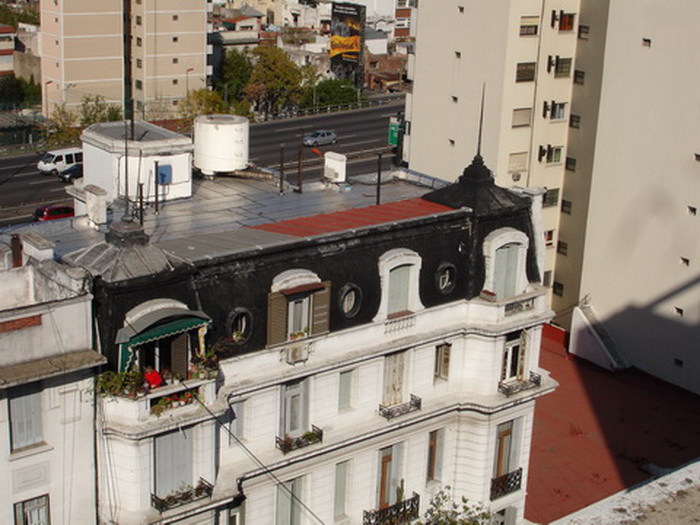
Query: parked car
xmin=58 ymin=163 xmax=83 ymax=183
xmin=302 ymin=130 xmax=337 ymax=147
xmin=34 ymin=204 xmax=75 ymax=222
xmin=37 ymin=147 xmax=83 ymax=176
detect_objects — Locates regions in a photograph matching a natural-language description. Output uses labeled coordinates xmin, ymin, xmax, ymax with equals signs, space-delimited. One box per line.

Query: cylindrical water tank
xmin=193 ymin=115 xmax=249 ymax=175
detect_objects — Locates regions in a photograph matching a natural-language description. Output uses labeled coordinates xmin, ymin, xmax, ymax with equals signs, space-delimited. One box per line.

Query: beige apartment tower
xmin=407 ymin=0 xmax=700 ymax=395
xmin=404 ymin=0 xmax=580 ymax=300
xmin=41 ymin=0 xmax=210 ymax=119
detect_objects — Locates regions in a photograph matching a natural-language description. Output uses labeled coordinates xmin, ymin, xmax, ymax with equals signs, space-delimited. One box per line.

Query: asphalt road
xmin=0 ymin=98 xmax=405 ymax=225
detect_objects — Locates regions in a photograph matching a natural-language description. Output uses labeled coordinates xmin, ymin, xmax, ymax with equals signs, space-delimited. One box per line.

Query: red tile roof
xmin=250 ymin=198 xmax=454 ymax=237
xmin=527 ymin=325 xmax=700 ymax=524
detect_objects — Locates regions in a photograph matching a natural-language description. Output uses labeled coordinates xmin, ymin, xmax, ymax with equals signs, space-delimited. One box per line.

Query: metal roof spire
xmin=477 ymin=82 xmax=485 ymax=157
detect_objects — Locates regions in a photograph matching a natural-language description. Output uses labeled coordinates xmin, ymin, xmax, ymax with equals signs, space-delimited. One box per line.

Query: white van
xmin=37 ymin=147 xmax=83 ymax=176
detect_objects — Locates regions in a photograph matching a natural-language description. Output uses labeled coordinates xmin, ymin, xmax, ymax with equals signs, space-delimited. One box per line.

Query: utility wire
xmin=174 ymin=376 xmax=326 ymax=525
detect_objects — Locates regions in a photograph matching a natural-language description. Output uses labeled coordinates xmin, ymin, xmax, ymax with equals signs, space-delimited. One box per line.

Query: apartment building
xmin=0 ymin=235 xmax=105 ymax=525
xmin=40 ymin=0 xmax=210 ymax=119
xmin=5 ymin=139 xmax=553 ymax=524
xmin=404 ymin=0 xmax=579 ymax=301
xmin=564 ymin=1 xmax=700 ymax=394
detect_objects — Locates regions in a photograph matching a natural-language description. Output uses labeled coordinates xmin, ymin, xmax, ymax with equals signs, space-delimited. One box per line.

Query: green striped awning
xmin=129 ymin=317 xmax=210 ymax=347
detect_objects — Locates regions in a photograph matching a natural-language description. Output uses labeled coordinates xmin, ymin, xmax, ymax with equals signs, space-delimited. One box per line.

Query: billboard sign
xmin=330 ymin=2 xmax=366 ymax=87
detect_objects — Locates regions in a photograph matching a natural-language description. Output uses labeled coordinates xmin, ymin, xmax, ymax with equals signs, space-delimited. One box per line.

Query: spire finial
xmin=477 ymin=82 xmax=485 ymax=156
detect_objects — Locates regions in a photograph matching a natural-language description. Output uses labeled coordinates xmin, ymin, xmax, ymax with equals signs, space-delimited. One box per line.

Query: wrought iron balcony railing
xmin=276 ymin=425 xmax=323 ymax=454
xmin=363 ymin=492 xmax=420 ymax=525
xmin=490 ymin=467 xmax=522 ymax=501
xmin=378 ymin=394 xmax=422 ymax=420
xmin=151 ymin=477 xmax=213 ymax=513
xmin=498 ymin=371 xmax=542 ymax=397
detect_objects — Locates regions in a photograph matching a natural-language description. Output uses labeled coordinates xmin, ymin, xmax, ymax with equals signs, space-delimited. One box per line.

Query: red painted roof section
xmin=250 ymin=198 xmax=454 ymax=237
xmin=527 ymin=325 xmax=700 ymax=523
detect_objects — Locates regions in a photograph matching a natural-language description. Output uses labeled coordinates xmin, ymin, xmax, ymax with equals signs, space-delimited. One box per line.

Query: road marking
xmin=28 ymin=179 xmax=60 ymax=186
xmin=48 ymin=187 xmax=67 ymax=193
xmin=381 ymin=112 xmax=399 ymax=117
xmin=273 ymin=126 xmax=306 ymax=133
xmin=338 ymin=138 xmax=382 ymax=148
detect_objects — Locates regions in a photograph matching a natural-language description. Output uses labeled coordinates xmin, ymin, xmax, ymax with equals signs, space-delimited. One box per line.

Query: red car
xmin=34 ymin=204 xmax=75 ymax=222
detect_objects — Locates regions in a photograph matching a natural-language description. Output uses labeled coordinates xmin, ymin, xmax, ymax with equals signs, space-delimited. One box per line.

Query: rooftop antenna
xmin=476 ymin=82 xmax=485 ymax=157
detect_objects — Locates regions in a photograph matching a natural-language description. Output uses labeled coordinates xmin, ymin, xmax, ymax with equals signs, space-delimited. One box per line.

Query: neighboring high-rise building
xmin=404 ymin=0 xmax=580 ymax=303
xmin=564 ymin=1 xmax=700 ymax=395
xmin=406 ymin=0 xmax=700 ymax=395
xmin=40 ymin=0 xmax=210 ymax=119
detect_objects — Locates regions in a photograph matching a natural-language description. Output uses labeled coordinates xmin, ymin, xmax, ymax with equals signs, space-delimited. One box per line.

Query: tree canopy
xmin=420 ymin=488 xmax=490 ymax=525
xmin=244 ymin=46 xmax=303 ymax=116
xmin=178 ymin=88 xmax=227 ymax=125
xmin=78 ymin=95 xmax=122 ymax=126
xmin=214 ymin=49 xmax=253 ymax=105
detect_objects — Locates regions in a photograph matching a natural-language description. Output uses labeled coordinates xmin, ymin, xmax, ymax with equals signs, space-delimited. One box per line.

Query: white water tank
xmin=194 ymin=114 xmax=249 ymax=175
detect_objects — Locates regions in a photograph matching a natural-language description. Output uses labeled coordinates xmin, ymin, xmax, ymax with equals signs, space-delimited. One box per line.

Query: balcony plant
xmin=97 ymin=369 xmax=145 ymax=398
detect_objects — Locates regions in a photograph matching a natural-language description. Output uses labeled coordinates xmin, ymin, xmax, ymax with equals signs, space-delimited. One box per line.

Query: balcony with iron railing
xmin=276 ymin=425 xmax=324 ymax=454
xmin=490 ymin=468 xmax=523 ymax=501
xmin=378 ymin=394 xmax=422 ymax=420
xmin=363 ymin=492 xmax=420 ymax=525
xmin=151 ymin=477 xmax=213 ymax=513
xmin=498 ymin=371 xmax=542 ymax=397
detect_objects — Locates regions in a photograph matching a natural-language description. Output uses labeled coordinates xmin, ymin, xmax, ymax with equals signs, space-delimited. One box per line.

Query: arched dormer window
xmin=483 ymin=228 xmax=530 ymax=300
xmin=374 ymin=249 xmax=423 ymax=322
xmin=268 ymin=269 xmax=331 ymax=345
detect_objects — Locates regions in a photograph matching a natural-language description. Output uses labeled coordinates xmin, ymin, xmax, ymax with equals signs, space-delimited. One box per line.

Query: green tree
xmin=46 ymin=103 xmax=80 ymax=146
xmin=301 ymin=78 xmax=360 ymax=109
xmin=78 ymin=95 xmax=122 ymax=126
xmin=0 ymin=5 xmax=39 ymax=28
xmin=420 ymin=488 xmax=490 ymax=525
xmin=214 ymin=49 xmax=253 ymax=105
xmin=0 ymin=75 xmax=24 ymax=108
xmin=178 ymin=88 xmax=227 ymax=126
xmin=244 ymin=46 xmax=302 ymax=116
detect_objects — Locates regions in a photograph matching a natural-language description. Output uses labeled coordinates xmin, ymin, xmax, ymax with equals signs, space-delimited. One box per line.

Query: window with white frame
xmin=14 ymin=494 xmax=50 ymax=525
xmin=378 ymin=443 xmax=403 ymax=508
xmin=281 ymin=379 xmax=308 ymax=437
xmin=546 ymin=146 xmax=563 ymax=164
xmin=276 ymin=477 xmax=303 ymax=525
xmin=154 ymin=426 xmax=193 ymax=498
xmin=516 ymin=62 xmax=536 ymax=82
xmin=501 ymin=332 xmax=526 ymax=383
xmin=483 ymin=228 xmax=529 ymax=301
xmin=334 ymin=460 xmax=349 ymax=520
xmin=383 ymin=351 xmax=406 ymax=406
xmin=388 ymin=264 xmax=411 ymax=315
xmin=434 ymin=343 xmax=451 ymax=381
xmin=512 ymin=107 xmax=532 ymax=128
xmin=426 ymin=429 xmax=445 ymax=482
xmin=9 ymin=383 xmax=43 ymax=452
xmin=268 ymin=270 xmax=330 ymax=345
xmin=338 ymin=370 xmax=353 ymax=411
xmin=551 ymin=102 xmax=567 ymax=120
xmin=519 ymin=15 xmax=538 ymax=36
xmin=508 ymin=152 xmax=527 ymax=174
xmin=375 ymin=249 xmax=423 ymax=321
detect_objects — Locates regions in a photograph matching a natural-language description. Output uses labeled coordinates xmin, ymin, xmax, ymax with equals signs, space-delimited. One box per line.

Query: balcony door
xmin=495 ymin=421 xmax=514 ymax=477
xmin=378 ymin=443 xmax=402 ymax=508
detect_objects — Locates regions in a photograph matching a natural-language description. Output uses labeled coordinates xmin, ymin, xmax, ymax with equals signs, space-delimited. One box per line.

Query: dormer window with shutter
xmin=267 ymin=270 xmax=330 ymax=345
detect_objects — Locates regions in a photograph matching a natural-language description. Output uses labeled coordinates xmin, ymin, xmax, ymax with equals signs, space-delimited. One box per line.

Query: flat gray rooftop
xmin=1 ymin=171 xmax=439 ymax=261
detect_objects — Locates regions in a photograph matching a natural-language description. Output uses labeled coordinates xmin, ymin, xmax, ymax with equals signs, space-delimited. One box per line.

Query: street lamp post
xmin=186 ymin=67 xmax=194 ymax=94
xmin=43 ymin=80 xmax=54 ymax=117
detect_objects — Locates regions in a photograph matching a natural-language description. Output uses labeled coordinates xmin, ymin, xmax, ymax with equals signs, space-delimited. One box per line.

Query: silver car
xmin=302 ymin=130 xmax=338 ymax=147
